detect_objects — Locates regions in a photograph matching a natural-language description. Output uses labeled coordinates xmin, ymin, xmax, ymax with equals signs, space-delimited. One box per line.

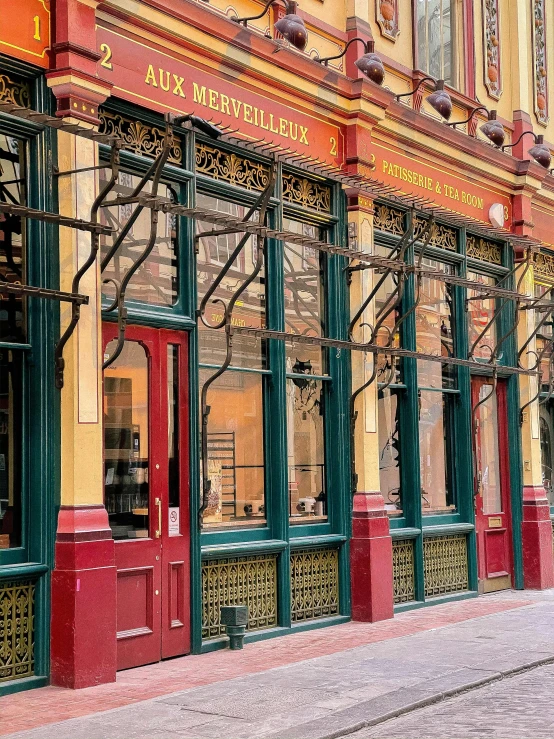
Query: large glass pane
xmin=474 ymin=383 xmax=502 ymax=513
xmin=104 ymin=341 xmax=150 ymax=539
xmin=467 ymin=272 xmax=497 ymax=361
xmin=0 ymin=134 xmax=26 ymax=342
xmin=0 ymin=350 xmax=23 ymax=549
xmin=200 ymin=369 xmax=265 ymax=528
xmin=287 ymin=378 xmax=327 ymax=523
xmin=419 ymin=390 xmax=456 ymax=515
xmin=379 ymin=388 xmax=402 ymax=517
xmin=417 ymin=260 xmax=454 ymax=388
xmin=197 ymin=194 xmax=266 ymax=369
xmin=284 ymin=219 xmax=326 ymax=376
xmin=100 ymin=170 xmax=178 ymax=307
xmin=168 ymin=344 xmax=180 ymax=535
xmin=417 ymin=0 xmax=454 ymax=86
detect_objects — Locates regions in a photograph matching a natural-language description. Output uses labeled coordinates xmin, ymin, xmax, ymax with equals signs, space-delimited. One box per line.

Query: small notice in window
xmin=169 ymin=507 xmax=180 ymax=536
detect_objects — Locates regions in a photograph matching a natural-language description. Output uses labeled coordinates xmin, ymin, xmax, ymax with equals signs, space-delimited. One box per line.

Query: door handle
xmin=154 ymin=497 xmax=162 ymax=538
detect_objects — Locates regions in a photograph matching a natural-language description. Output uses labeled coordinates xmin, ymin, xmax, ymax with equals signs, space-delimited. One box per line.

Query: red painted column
xmin=350 ymin=491 xmax=394 ymax=622
xmin=521 ymin=486 xmax=554 ymax=589
xmin=51 ymin=506 xmax=117 ymax=688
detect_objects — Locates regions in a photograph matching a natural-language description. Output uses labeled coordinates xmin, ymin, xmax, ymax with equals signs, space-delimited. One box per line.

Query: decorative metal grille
xmin=290 ymin=547 xmax=339 ymax=622
xmin=201 ymin=554 xmax=278 ymax=639
xmin=373 ymin=204 xmax=405 ymax=235
xmin=392 ymin=539 xmax=416 ymax=604
xmin=467 ymin=235 xmax=502 ymax=264
xmin=423 ymin=535 xmax=469 ymax=597
xmin=483 ymin=0 xmax=502 ymax=100
xmin=534 ymin=252 xmax=554 ymax=281
xmin=0 ymin=74 xmax=30 ymax=107
xmin=414 ymin=217 xmax=457 ymax=250
xmin=98 ymin=110 xmax=182 ymax=164
xmin=532 ymin=0 xmax=548 ymax=126
xmin=282 ymin=173 xmax=331 ymax=213
xmin=196 ymin=142 xmax=270 ymax=191
xmin=0 ymin=579 xmax=35 ymax=683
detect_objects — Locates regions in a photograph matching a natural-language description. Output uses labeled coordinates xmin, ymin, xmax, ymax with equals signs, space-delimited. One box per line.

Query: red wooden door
xmin=471 ymin=376 xmax=513 ymax=593
xmin=103 ymin=325 xmax=190 ymax=670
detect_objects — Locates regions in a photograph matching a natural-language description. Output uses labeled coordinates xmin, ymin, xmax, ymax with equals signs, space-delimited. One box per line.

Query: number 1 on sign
xmin=33 ymin=16 xmax=41 ymax=41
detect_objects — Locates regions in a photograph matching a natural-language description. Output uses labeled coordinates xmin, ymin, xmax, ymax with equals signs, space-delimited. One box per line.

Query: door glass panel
xmin=419 ymin=390 xmax=456 ymax=515
xmin=196 ymin=194 xmax=266 ymax=369
xmin=0 ymin=350 xmax=23 ymax=548
xmin=100 ymin=171 xmax=178 ymax=307
xmin=476 ymin=383 xmax=502 ymax=514
xmin=540 ymin=411 xmax=553 ymax=505
xmin=287 ymin=378 xmax=327 ymax=523
xmin=168 ymin=344 xmax=180 ymax=535
xmin=0 ymin=134 xmax=26 ymax=342
xmin=104 ymin=340 xmax=150 ymax=539
xmin=200 ymin=369 xmax=266 ymax=528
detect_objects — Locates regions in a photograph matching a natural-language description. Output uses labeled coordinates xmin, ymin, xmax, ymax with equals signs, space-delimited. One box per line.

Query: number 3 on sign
xmin=329 ymin=137 xmax=337 ymax=157
xmin=100 ymin=43 xmax=113 ymax=71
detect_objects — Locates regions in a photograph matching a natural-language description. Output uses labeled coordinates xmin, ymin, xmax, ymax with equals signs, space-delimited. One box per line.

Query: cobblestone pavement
xmin=3 ymin=591 xmax=554 ymax=739
xmin=354 ymin=663 xmax=554 ymax=739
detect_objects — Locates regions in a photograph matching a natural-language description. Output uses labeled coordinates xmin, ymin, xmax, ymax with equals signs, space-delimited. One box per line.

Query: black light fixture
xmin=232 ymin=1 xmax=308 ymax=52
xmin=446 ymin=106 xmax=505 ymax=147
xmin=502 ymin=130 xmax=551 ymax=168
xmin=315 ymin=38 xmax=385 ymax=86
xmin=396 ymin=77 xmax=453 ymax=121
xmin=172 ymin=114 xmax=222 ymax=139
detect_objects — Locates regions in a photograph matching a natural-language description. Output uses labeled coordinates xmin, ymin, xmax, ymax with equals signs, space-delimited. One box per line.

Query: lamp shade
xmin=355 ymin=52 xmax=385 ymax=85
xmin=480 ymin=113 xmax=505 ymax=147
xmin=275 ymin=13 xmax=308 ymax=51
xmin=529 ymin=139 xmax=552 ymax=169
xmin=426 ymin=80 xmax=452 ymax=120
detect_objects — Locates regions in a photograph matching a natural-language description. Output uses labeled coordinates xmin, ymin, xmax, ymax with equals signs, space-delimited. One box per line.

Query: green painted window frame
xmin=0 ymin=61 xmax=59 ymax=694
xmin=375 ymin=209 xmax=522 ymax=601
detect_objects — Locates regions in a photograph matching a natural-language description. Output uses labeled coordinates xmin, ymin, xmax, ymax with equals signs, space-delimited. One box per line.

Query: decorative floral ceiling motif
xmin=376 ymin=0 xmax=399 ymax=41
xmin=532 ymin=0 xmax=549 ymax=126
xmin=483 ymin=0 xmax=502 ymax=100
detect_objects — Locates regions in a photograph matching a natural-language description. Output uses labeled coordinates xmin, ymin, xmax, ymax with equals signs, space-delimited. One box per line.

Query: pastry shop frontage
xmin=2 ymin=0 xmax=554 ymax=697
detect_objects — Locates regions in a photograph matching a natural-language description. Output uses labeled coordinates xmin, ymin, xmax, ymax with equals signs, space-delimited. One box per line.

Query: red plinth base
xmin=521 ymin=486 xmax=554 ymax=590
xmin=350 ymin=491 xmax=394 ymax=622
xmin=51 ymin=505 xmax=117 ymax=689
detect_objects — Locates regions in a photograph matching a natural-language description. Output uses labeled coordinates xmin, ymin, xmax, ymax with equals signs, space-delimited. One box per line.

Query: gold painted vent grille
xmin=290 ymin=547 xmax=339 ymax=622
xmin=201 ymin=554 xmax=278 ymax=639
xmin=392 ymin=539 xmax=416 ymax=604
xmin=0 ymin=579 xmax=35 ymax=683
xmin=423 ymin=535 xmax=469 ymax=597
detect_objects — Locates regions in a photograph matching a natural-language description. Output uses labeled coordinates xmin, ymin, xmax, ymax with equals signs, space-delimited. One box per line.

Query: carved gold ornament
xmin=196 ymin=143 xmax=271 ymax=191
xmin=0 ymin=75 xmax=30 ymax=108
xmin=467 ymin=235 xmax=502 ymax=264
xmin=282 ymin=173 xmax=331 ymax=213
xmin=98 ymin=110 xmax=183 ymax=165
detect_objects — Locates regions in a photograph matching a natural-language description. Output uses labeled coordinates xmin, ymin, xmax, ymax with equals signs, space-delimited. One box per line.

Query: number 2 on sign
xmin=330 ymin=137 xmax=337 ymax=156
xmin=100 ymin=43 xmax=113 ymax=70
xmin=33 ymin=16 xmax=41 ymax=41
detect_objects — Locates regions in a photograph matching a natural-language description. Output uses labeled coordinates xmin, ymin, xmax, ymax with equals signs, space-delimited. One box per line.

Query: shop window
xmin=540 ymin=411 xmax=554 ymax=506
xmin=417 ymin=259 xmax=456 ymax=516
xmin=0 ymin=134 xmax=26 ymax=549
xmin=284 ymin=219 xmax=328 ymax=524
xmin=199 ymin=369 xmax=266 ymax=528
xmin=197 ymin=194 xmax=266 ymax=370
xmin=379 ymin=388 xmax=402 ymax=516
xmin=100 ymin=170 xmax=178 ymax=308
xmin=467 ymin=272 xmax=497 ymax=361
xmin=103 ymin=340 xmax=150 ymax=539
xmin=416 ymin=0 xmax=456 ymax=86
xmin=419 ymin=389 xmax=456 ymax=515
xmin=416 ymin=260 xmax=455 ymax=389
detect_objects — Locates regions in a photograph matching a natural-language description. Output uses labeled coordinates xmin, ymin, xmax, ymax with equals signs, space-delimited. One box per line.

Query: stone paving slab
xmin=3 ymin=592 xmax=554 ymax=739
